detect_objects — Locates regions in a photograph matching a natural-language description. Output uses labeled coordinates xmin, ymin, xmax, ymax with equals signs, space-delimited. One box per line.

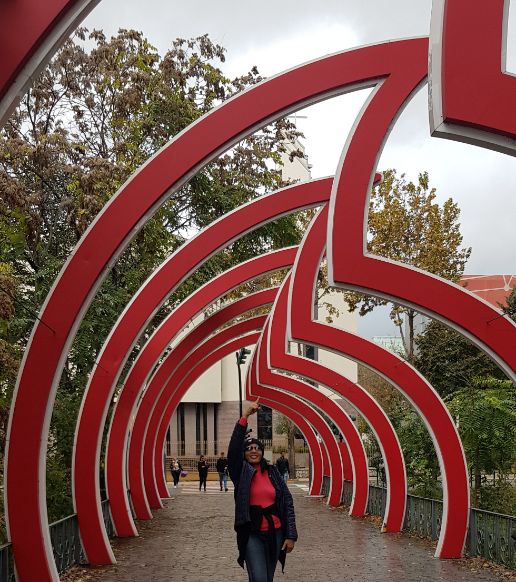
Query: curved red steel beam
xmin=248 ymin=335 xmax=347 ymax=506
xmin=429 ymin=0 xmax=516 ymax=154
xmin=74 ymin=179 xmax=331 ymax=565
xmin=325 ymin=24 xmax=515 ymax=385
xmin=0 ymin=0 xmax=99 ymax=127
xmin=256 ymin=314 xmax=362 ymax=509
xmin=143 ymin=309 xmax=327 ymax=500
xmin=267 ymin=261 xmax=406 ymax=532
xmin=101 ymin=248 xmax=296 ymax=540
xmin=148 ymin=330 xmax=326 ymax=498
xmin=126 ymin=289 xmax=277 ymax=520
xmin=292 ymin=200 xmax=469 ymax=557
xmin=5 ymin=37 xmax=459 ymax=579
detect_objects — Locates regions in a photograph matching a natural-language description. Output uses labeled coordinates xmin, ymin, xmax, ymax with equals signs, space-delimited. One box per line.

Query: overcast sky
xmin=83 ymin=1 xmax=516 ymax=337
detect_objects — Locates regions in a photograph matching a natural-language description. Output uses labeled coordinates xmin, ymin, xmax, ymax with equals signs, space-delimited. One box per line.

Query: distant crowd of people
xmin=169 ymin=446 xmax=291 ymax=492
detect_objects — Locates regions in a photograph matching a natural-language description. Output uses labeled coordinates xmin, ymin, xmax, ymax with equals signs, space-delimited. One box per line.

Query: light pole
xmin=236 ymin=347 xmax=251 ymax=418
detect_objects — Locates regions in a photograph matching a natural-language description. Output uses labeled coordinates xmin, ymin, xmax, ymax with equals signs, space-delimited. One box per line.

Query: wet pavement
xmin=62 ymin=480 xmax=513 ymax=581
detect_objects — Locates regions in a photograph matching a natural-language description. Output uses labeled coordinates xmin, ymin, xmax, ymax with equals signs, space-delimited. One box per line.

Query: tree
xmin=345 ymin=169 xmax=471 ymax=361
xmin=413 ymin=320 xmax=506 ymax=399
xmin=0 ymin=29 xmax=305 ymax=525
xmin=446 ymin=377 xmax=516 ymax=508
xmin=413 ymin=293 xmax=515 ymax=511
xmin=500 ymin=287 xmax=516 ymax=320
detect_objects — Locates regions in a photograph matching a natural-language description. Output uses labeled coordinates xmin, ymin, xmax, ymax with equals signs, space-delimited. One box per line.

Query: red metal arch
xmin=75 ymin=178 xmax=330 ymax=565
xmin=6 ymin=40 xmax=429 ymax=580
xmin=325 ymin=21 xmax=515 ymax=385
xmin=247 ymin=337 xmax=347 ymax=506
xmin=126 ymin=289 xmax=277 ymax=521
xmin=429 ymin=0 xmax=516 ymax=154
xmin=143 ymin=310 xmax=331 ymax=501
xmin=0 ymin=1 xmax=98 ymax=126
xmin=141 ymin=293 xmax=352 ymax=503
xmin=290 ymin=201 xmax=470 ymax=557
xmin=267 ymin=267 xmax=406 ymax=532
xmin=148 ymin=330 xmax=327 ymax=498
xmin=256 ymin=318 xmax=361 ymax=509
xmin=100 ymin=247 xmax=297 ymax=540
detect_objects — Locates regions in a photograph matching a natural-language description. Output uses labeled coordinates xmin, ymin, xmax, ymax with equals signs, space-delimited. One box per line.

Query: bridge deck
xmin=62 ymin=480 xmax=505 ymax=581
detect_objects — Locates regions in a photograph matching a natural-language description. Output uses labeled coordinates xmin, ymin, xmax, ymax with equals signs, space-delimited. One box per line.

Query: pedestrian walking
xmin=275 ymin=452 xmax=290 ymax=484
xmin=198 ymin=455 xmax=209 ymax=492
xmin=228 ymin=400 xmax=297 ymax=582
xmin=216 ymin=451 xmax=229 ymax=491
xmin=170 ymin=457 xmax=182 ymax=488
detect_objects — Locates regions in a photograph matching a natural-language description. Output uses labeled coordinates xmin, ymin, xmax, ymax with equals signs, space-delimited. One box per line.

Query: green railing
xmin=0 ymin=499 xmax=113 ymax=581
xmin=321 ymin=476 xmax=516 ymax=569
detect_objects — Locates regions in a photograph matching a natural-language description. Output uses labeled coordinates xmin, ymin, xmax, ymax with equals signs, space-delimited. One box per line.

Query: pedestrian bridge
xmin=59 ymin=480 xmax=507 ymax=582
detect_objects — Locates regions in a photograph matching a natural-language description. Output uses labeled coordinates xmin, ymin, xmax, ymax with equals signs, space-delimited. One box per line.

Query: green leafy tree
xmin=345 ymin=169 xmax=471 ymax=361
xmin=0 ymin=29 xmax=304 ymax=525
xmin=414 ymin=320 xmax=506 ymax=399
xmin=446 ymin=377 xmax=516 ymax=509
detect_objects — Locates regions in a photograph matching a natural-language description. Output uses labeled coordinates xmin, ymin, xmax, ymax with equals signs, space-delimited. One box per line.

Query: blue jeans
xmin=245 ymin=528 xmax=283 ymax=582
xmin=219 ymin=472 xmax=228 ymax=490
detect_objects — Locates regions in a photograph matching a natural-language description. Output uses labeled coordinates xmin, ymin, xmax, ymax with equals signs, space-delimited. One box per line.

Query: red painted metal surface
xmin=103 ymin=249 xmax=295 ymax=535
xmin=292 ymin=203 xmax=469 ymax=557
xmin=430 ymin=0 xmax=516 ymax=153
xmin=0 ymin=1 xmax=98 ymax=126
xmin=74 ymin=179 xmax=330 ymax=564
xmin=268 ymin=258 xmax=406 ymax=531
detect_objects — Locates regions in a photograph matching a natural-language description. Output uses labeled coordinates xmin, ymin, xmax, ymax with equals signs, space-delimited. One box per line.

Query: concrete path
xmin=62 ymin=481 xmax=512 ymax=581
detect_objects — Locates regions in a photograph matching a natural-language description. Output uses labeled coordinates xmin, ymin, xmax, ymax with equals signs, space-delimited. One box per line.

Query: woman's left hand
xmin=282 ymin=539 xmax=295 ymax=553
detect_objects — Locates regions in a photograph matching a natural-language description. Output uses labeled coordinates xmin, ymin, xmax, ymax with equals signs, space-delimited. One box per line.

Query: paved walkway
xmin=63 ymin=481 xmax=513 ymax=582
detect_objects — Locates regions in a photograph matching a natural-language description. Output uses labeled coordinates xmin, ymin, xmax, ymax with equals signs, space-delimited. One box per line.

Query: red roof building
xmin=459 ymin=275 xmax=515 ymax=309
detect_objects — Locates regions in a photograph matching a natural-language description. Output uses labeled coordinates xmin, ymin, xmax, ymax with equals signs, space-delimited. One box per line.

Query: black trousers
xmin=199 ymin=473 xmax=207 ymax=490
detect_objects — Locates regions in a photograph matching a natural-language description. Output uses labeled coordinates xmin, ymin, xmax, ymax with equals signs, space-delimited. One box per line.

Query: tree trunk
xmin=407 ymin=309 xmax=415 ymax=363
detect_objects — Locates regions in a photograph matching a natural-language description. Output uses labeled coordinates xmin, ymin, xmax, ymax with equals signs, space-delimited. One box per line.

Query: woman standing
xmin=170 ymin=457 xmax=182 ymax=488
xmin=228 ymin=401 xmax=297 ymax=582
xmin=198 ymin=454 xmax=209 ymax=492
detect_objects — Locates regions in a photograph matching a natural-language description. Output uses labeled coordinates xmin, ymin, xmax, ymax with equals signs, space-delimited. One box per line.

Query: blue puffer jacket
xmin=227 ymin=420 xmax=298 ymax=567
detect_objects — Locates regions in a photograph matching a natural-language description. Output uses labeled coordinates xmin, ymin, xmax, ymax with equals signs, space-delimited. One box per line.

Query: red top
xmin=240 ymin=417 xmax=281 ymax=531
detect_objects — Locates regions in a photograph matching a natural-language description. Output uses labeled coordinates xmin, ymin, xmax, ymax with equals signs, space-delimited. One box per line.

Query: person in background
xmin=198 ymin=454 xmax=209 ymax=492
xmin=170 ymin=457 xmax=182 ymax=488
xmin=216 ymin=451 xmax=229 ymax=492
xmin=275 ymin=452 xmax=290 ymax=484
xmin=228 ymin=400 xmax=297 ymax=582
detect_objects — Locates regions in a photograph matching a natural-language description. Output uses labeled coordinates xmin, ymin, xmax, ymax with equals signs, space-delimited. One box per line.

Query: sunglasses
xmin=245 ymin=444 xmax=261 ymax=452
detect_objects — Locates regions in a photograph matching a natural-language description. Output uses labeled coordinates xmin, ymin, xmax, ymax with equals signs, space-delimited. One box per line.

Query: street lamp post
xmin=236 ymin=347 xmax=251 ymax=418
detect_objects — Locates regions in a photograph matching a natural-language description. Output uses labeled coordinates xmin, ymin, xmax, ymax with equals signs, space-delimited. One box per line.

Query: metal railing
xmin=320 ymin=476 xmax=516 ymax=569
xmin=0 ymin=499 xmax=114 ymax=581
